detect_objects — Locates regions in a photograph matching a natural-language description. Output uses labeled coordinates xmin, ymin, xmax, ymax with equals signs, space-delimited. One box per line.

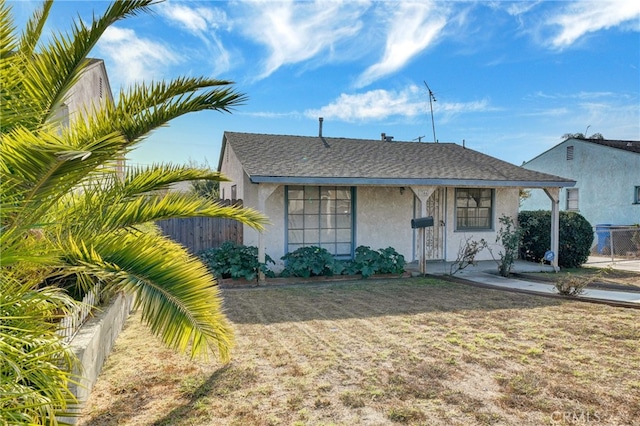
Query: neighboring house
xmin=54 ymin=58 xmax=123 ymax=178
xmin=218 ymin=125 xmax=575 ymax=273
xmin=520 ymin=138 xmax=640 ymax=227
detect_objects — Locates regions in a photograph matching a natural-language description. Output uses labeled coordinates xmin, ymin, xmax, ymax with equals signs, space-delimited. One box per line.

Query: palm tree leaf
xmin=66 ymin=232 xmax=235 ymax=360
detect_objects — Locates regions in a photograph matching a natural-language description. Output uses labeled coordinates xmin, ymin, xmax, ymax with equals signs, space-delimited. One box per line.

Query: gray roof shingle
xmin=221 ymin=132 xmax=575 ymax=187
xmin=583 ymin=139 xmax=640 ymax=154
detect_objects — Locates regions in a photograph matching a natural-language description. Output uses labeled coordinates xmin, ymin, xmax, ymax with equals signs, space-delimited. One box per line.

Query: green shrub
xmin=280 ymin=246 xmax=339 ymax=278
xmin=280 ymin=245 xmax=406 ymax=279
xmin=199 ymin=242 xmax=275 ymax=281
xmin=519 ymin=210 xmax=593 ymax=268
xmin=496 ymin=215 xmax=523 ymax=277
xmin=341 ymin=246 xmax=406 ymax=278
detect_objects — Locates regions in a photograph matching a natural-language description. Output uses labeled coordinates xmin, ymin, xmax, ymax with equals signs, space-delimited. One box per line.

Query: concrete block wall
xmin=59 ymin=291 xmax=135 ymax=424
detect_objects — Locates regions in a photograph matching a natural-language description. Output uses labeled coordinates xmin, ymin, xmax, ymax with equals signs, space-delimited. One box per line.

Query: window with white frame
xmin=286 ymin=186 xmax=353 ymax=257
xmin=455 ymin=188 xmax=493 ymax=230
xmin=635 ymin=186 xmax=640 ymax=204
xmin=566 ymin=188 xmax=579 ymax=211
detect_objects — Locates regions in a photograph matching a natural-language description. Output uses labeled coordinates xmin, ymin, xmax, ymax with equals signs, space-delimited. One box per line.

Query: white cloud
xmin=158 ymin=2 xmax=231 ymax=35
xmin=237 ymin=0 xmax=368 ymax=80
xmin=156 ymin=2 xmax=233 ymax=76
xmin=355 ymin=2 xmax=449 ymax=88
xmin=98 ymin=26 xmax=180 ymax=86
xmin=545 ymin=1 xmax=640 ymax=49
xmin=305 ymin=85 xmax=492 ymax=122
xmin=528 ymin=91 xmax=616 ymax=100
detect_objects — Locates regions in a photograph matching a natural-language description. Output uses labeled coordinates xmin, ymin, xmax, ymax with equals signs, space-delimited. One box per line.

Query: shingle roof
xmin=583 ymin=139 xmax=640 ymax=154
xmin=221 ymin=132 xmax=575 ymax=188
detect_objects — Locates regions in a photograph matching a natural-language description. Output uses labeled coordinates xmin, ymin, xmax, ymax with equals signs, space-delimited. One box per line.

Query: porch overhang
xmin=249 ymin=175 xmax=576 ymax=188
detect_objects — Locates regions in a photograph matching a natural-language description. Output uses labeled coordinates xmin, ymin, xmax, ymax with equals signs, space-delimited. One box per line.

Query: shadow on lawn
xmin=222 ymin=276 xmax=568 ymax=325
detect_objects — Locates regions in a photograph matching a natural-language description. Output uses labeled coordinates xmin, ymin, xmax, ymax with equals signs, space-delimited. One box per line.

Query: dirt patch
xmin=79 ymin=278 xmax=640 ymax=425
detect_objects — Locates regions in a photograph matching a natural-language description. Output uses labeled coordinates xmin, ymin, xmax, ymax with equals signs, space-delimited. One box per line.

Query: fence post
xmin=609 ymin=229 xmax=615 ymax=263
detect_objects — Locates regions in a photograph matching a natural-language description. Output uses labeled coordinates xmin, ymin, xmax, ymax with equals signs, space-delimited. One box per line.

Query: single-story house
xmin=218 ymin=123 xmax=575 ymax=273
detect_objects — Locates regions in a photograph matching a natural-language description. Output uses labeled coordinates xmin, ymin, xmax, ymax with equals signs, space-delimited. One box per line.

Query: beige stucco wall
xmin=355 ymin=186 xmax=415 ymax=257
xmin=219 ymin=143 xmax=247 ymax=200
xmin=443 ymin=187 xmax=520 ymax=261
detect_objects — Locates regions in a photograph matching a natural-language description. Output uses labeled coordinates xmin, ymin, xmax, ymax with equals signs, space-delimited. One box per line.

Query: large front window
xmin=287 ymin=186 xmax=353 ymax=257
xmin=455 ymin=188 xmax=493 ymax=230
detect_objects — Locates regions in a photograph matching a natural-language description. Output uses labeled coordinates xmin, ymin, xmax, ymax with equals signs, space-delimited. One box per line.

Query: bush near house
xmin=280 ymin=245 xmax=406 ymax=279
xmin=199 ymin=242 xmax=275 ymax=281
xmin=519 ymin=210 xmax=593 ymax=268
xmin=344 ymin=246 xmax=406 ymax=278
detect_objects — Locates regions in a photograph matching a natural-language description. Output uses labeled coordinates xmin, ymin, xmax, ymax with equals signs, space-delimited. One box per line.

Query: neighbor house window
xmin=635 ymin=186 xmax=640 ymax=204
xmin=566 ymin=145 xmax=574 ymax=160
xmin=566 ymin=188 xmax=579 ymax=211
xmin=286 ymin=186 xmax=353 ymax=257
xmin=455 ymin=188 xmax=493 ymax=230
xmin=231 ymin=185 xmax=237 ymax=200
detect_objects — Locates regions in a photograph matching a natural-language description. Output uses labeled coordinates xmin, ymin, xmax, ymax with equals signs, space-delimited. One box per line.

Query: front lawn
xmin=80 ymin=278 xmax=639 ymax=425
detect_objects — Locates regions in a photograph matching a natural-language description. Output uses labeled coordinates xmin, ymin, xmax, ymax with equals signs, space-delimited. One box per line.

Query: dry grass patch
xmin=80 ymin=278 xmax=640 ymax=425
xmin=518 ymin=266 xmax=640 ymax=288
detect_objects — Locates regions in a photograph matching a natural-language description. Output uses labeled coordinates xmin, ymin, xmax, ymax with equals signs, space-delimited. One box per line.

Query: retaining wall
xmin=59 ymin=291 xmax=135 ymax=424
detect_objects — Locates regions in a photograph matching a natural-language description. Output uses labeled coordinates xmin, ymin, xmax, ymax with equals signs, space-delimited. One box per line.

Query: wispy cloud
xmin=156 ymin=2 xmax=233 ymax=76
xmin=158 ymin=2 xmax=231 ymax=35
xmin=528 ymin=91 xmax=616 ymax=100
xmin=543 ymin=1 xmax=640 ymax=49
xmin=236 ymin=0 xmax=368 ymax=80
xmin=97 ymin=26 xmax=181 ymax=86
xmin=305 ymin=85 xmax=492 ymax=122
xmin=355 ymin=2 xmax=449 ymax=88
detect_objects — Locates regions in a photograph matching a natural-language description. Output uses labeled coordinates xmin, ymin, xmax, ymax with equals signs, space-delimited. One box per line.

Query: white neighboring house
xmin=218 ymin=124 xmax=575 ymax=273
xmin=520 ymin=138 xmax=640 ymax=227
xmin=55 ymin=58 xmax=122 ymax=178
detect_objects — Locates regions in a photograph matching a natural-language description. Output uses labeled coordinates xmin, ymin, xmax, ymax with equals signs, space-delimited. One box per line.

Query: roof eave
xmin=249 ymin=176 xmax=575 ymax=188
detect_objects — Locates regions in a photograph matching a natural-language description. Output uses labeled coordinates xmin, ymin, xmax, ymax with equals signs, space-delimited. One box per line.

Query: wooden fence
xmin=156 ymin=199 xmax=243 ymax=254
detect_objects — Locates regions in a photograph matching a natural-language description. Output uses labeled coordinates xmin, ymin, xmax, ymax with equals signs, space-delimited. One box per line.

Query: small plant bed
xmin=202 ymin=244 xmax=407 ymax=286
xmin=513 ymin=267 xmax=640 ymax=290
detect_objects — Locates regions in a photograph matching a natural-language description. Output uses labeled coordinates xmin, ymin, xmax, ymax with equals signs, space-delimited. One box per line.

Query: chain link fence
xmin=591 ymin=225 xmax=640 ymax=262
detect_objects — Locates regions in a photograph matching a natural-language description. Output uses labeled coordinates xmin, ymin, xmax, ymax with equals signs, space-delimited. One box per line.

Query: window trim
xmin=566 ymin=188 xmax=579 ymax=211
xmin=454 ymin=188 xmax=494 ymax=231
xmin=285 ymin=185 xmax=356 ymax=259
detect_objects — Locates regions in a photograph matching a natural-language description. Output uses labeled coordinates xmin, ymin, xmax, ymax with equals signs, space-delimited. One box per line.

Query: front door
xmin=414 ymin=188 xmax=445 ymax=260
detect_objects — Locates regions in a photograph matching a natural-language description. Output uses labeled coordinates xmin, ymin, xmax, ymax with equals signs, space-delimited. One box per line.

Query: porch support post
xmin=543 ymin=187 xmax=560 ymax=272
xmin=410 ymin=186 xmax=436 ymax=275
xmin=257 ymin=184 xmax=279 ymax=283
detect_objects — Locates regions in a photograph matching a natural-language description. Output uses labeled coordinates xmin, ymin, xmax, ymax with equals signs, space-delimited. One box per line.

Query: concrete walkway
xmin=411 ymin=260 xmax=640 ymax=306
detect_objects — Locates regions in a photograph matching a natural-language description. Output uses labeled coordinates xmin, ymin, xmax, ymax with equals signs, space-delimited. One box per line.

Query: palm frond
xmin=1 ymin=126 xmax=128 ymax=225
xmin=17 ymin=0 xmax=52 ymax=56
xmin=0 ymin=277 xmax=79 ymax=422
xmin=0 ymin=0 xmax=17 ymax=57
xmin=69 ymin=77 xmax=247 ymax=146
xmin=119 ymin=163 xmax=231 ymax=197
xmin=66 ymin=232 xmax=235 ymax=360
xmin=65 ymin=190 xmax=268 ymax=237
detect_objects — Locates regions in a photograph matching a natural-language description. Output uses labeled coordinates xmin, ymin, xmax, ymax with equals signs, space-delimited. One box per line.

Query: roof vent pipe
xmin=319 ymin=117 xmax=323 ymax=137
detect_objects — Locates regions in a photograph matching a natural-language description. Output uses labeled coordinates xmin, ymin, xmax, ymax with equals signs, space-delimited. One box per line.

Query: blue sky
xmin=11 ymin=0 xmax=640 ymax=168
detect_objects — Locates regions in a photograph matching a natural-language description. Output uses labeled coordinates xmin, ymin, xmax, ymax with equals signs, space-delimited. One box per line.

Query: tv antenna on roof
xmin=424 ymin=81 xmax=437 ymax=143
